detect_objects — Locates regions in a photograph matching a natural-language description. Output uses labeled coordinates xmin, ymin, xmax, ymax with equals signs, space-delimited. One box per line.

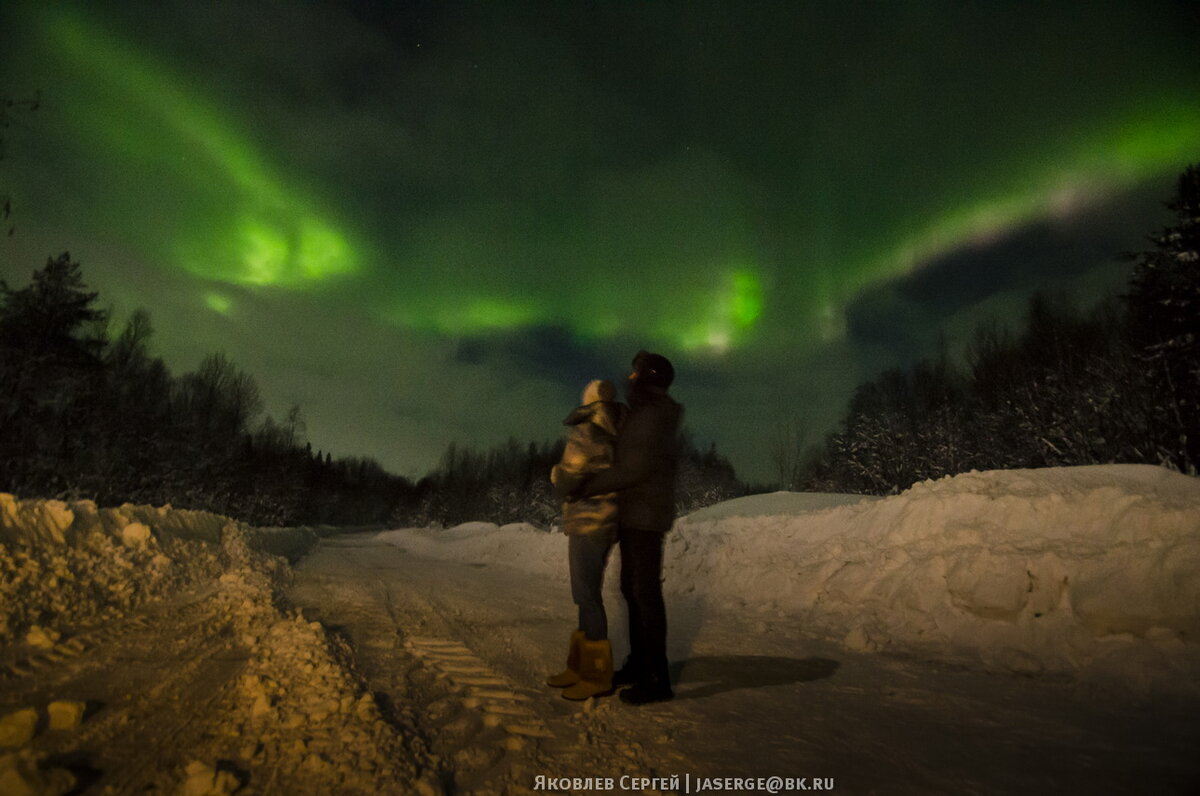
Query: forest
xmin=0 ymin=255 xmax=404 ymax=526
xmin=791 ymin=164 xmax=1199 ymax=494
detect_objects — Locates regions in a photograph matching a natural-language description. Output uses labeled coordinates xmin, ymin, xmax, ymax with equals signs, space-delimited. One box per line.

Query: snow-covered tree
xmin=1126 ymin=164 xmax=1200 ymax=472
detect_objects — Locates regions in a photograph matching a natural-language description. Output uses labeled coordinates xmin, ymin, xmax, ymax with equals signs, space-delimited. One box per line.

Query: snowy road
xmin=289 ymin=533 xmax=1200 ymax=796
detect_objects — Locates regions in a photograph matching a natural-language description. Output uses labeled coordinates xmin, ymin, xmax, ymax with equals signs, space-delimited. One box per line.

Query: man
xmin=574 ymin=350 xmax=682 ymax=705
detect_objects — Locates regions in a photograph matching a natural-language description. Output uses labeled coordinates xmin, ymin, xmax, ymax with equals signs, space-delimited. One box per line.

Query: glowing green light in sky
xmin=463 ymin=299 xmax=539 ymax=330
xmin=239 ymin=220 xmax=291 ymax=286
xmin=42 ymin=7 xmax=359 ymax=289
xmin=16 ymin=4 xmax=1199 ymax=357
xmin=298 ymin=220 xmax=355 ymax=281
xmin=224 ymin=216 xmax=355 ymax=288
xmin=204 ymin=293 xmax=233 ymax=315
xmin=849 ymin=100 xmax=1200 ymax=319
xmin=730 ymin=271 xmax=763 ymax=328
xmin=1102 ymin=99 xmax=1200 ymax=172
xmin=384 ymin=296 xmax=540 ymax=335
xmin=674 ymin=268 xmax=764 ymax=353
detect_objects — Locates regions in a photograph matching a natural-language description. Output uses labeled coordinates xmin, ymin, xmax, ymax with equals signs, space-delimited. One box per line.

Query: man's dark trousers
xmin=618 ymin=525 xmax=669 ymax=682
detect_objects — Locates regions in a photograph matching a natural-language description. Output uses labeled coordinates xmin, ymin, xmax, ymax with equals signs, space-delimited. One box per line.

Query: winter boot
xmin=546 ymin=630 xmax=586 ymax=688
xmin=612 ymin=656 xmax=641 ymax=687
xmin=619 ymin=663 xmax=673 ymax=705
xmin=562 ymin=639 xmax=614 ymax=701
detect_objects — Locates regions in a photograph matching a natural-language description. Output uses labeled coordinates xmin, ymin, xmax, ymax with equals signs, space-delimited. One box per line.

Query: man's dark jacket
xmin=579 ymin=390 xmax=682 ymax=532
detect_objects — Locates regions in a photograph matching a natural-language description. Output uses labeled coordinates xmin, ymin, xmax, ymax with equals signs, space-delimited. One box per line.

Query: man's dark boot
xmin=619 ymin=677 xmax=673 ymax=705
xmin=619 ymin=664 xmax=673 ymax=705
xmin=612 ymin=656 xmax=641 ymax=687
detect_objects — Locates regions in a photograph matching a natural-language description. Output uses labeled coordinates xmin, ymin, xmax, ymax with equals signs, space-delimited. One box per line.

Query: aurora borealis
xmin=2 ymin=0 xmax=1198 ymax=483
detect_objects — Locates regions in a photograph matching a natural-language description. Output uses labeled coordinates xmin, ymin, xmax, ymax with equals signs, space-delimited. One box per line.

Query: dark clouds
xmin=844 ymin=179 xmax=1178 ymax=364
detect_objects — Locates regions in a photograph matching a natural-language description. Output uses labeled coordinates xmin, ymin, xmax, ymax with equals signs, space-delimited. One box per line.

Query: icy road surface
xmin=289 ymin=533 xmax=1200 ymax=795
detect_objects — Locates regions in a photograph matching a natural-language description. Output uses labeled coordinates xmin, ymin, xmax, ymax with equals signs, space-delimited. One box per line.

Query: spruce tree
xmin=1126 ymin=164 xmax=1200 ymax=472
xmin=0 ymin=252 xmax=108 ymax=493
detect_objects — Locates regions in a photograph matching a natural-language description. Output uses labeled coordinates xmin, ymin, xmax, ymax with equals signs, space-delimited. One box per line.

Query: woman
xmin=545 ymin=379 xmax=626 ymax=700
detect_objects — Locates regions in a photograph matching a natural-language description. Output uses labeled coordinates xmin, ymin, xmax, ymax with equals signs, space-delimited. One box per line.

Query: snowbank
xmin=0 ymin=493 xmax=319 ymax=644
xmin=684 ymin=491 xmax=878 ymax=520
xmin=0 ymin=495 xmax=422 ymax=793
xmin=378 ymin=465 xmax=1200 ymax=695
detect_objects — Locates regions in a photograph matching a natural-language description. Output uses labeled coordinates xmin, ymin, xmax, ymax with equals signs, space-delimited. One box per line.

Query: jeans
xmin=568 ymin=528 xmax=617 ymax=641
xmin=618 ymin=525 xmax=669 ymax=681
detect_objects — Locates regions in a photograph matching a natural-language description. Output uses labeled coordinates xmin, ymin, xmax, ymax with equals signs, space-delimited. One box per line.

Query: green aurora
xmin=1 ymin=0 xmax=1197 ymax=481
xmin=44 ymin=6 xmax=361 ymax=290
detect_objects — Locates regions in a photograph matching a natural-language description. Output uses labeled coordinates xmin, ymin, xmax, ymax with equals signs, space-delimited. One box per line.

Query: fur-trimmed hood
xmin=562 ymin=379 xmax=625 ymax=437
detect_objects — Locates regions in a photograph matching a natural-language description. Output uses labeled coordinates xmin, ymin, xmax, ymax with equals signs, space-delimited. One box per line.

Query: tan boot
xmin=546 ymin=630 xmax=586 ymax=688
xmin=562 ymin=639 xmax=613 ymax=701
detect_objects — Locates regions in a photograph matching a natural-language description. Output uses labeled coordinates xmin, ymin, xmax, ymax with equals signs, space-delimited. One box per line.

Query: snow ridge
xmin=0 ymin=493 xmax=318 ymax=645
xmin=380 ymin=465 xmax=1200 ymax=696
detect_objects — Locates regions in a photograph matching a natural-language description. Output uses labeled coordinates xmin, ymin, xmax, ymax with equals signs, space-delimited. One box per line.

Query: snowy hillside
xmin=378 ymin=464 xmax=1200 ymax=696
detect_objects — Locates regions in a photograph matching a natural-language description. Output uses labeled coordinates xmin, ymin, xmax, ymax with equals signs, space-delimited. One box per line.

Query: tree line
xmin=390 ymin=431 xmax=746 ymax=528
xmin=786 ymin=163 xmax=1200 ymax=494
xmin=0 ymin=253 xmax=408 ymax=526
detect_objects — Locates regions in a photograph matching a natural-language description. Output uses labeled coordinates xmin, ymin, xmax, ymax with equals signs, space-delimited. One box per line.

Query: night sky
xmin=2 ymin=1 xmax=1197 ymax=484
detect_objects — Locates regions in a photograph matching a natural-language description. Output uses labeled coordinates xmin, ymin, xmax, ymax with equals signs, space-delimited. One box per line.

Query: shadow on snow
xmin=670 ymin=655 xmax=840 ymax=700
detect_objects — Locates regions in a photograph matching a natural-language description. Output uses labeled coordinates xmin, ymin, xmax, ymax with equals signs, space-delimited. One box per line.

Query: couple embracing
xmin=546 ymin=350 xmax=681 ymax=706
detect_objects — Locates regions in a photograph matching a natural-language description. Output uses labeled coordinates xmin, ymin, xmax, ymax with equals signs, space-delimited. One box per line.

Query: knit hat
xmin=632 ymin=350 xmax=674 ymax=390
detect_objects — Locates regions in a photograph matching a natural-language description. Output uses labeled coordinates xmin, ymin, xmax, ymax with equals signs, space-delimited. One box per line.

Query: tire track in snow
xmin=288 ymin=547 xmax=547 ymax=794
xmin=405 ymin=636 xmax=554 ymax=740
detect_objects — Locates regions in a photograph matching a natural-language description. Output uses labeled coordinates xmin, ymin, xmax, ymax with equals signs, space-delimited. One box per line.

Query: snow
xmin=378 ymin=464 xmax=1200 ymax=696
xmin=2 ymin=467 xmax=1196 ymax=791
xmin=0 ymin=495 xmax=420 ymax=793
xmin=684 ymin=490 xmax=878 ymax=520
xmin=0 ymin=492 xmax=318 ymax=645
